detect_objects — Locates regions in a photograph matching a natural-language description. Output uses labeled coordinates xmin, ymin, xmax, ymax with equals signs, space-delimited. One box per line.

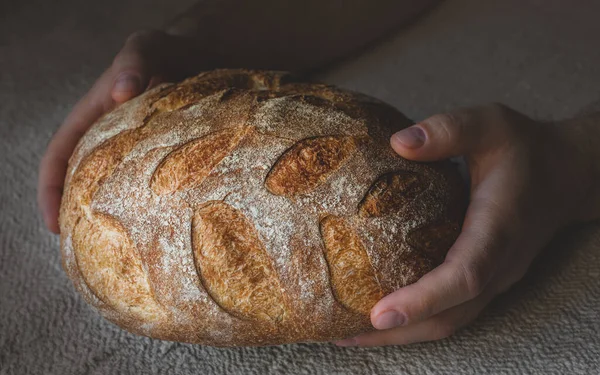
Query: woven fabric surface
xmin=1 ymin=0 xmax=599 ymax=373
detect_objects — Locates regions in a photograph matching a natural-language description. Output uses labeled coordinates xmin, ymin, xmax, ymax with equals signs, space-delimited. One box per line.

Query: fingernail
xmin=335 ymin=338 xmax=358 ymax=347
xmin=113 ymin=73 xmax=141 ymax=93
xmin=374 ymin=310 xmax=405 ymax=330
xmin=392 ymin=126 xmax=426 ymax=149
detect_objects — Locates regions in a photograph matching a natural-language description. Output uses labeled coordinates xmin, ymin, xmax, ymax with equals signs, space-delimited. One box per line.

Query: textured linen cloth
xmin=1 ymin=0 xmax=600 ymax=373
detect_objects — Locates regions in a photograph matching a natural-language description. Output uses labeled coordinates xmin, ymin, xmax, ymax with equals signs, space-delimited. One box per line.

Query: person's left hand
xmin=335 ymin=103 xmax=595 ymax=346
xmin=38 ymin=30 xmax=210 ymax=233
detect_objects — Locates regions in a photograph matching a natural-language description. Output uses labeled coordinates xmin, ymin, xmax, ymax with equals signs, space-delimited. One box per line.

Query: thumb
xmin=110 ymin=30 xmax=167 ymax=103
xmin=391 ymin=104 xmax=507 ymax=161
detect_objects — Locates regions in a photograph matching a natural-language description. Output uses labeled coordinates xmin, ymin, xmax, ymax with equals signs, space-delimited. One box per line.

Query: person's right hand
xmin=38 ymin=30 xmax=207 ymax=233
xmin=335 ymin=104 xmax=600 ymax=347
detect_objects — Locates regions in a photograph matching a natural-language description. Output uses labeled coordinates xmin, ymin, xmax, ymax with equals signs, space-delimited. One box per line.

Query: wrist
xmin=551 ymin=116 xmax=600 ymax=223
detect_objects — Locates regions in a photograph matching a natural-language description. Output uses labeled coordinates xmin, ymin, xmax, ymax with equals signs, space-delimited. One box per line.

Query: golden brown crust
xmin=192 ymin=201 xmax=287 ymax=323
xmin=265 ymin=136 xmax=359 ymax=197
xmin=320 ymin=215 xmax=383 ymax=315
xmin=59 ymin=69 xmax=466 ymax=346
xmin=358 ymin=171 xmax=427 ymax=218
xmin=150 ymin=126 xmax=250 ymax=195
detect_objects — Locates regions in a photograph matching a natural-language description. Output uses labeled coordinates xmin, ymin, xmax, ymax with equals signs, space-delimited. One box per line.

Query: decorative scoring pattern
xmin=320 ymin=215 xmax=383 ymax=315
xmin=358 ymin=171 xmax=427 ymax=217
xmin=265 ymin=136 xmax=359 ymax=197
xmin=192 ymin=201 xmax=287 ymax=322
xmin=151 ymin=127 xmax=250 ymax=195
xmin=60 ymin=69 xmax=463 ymax=345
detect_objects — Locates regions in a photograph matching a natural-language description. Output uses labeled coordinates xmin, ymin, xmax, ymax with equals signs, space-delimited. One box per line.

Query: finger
xmin=369 ymin=196 xmax=511 ymax=330
xmin=38 ymin=31 xmax=175 ymax=233
xmin=110 ymin=30 xmax=170 ymax=103
xmin=337 ymin=286 xmax=496 ymax=347
xmin=390 ymin=104 xmax=511 ymax=161
xmin=37 ymin=87 xmax=108 ymax=233
xmin=111 ymin=72 xmax=145 ymax=104
xmin=110 ymin=39 xmax=152 ymax=103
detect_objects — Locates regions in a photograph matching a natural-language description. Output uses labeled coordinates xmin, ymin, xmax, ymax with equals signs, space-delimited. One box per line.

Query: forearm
xmin=163 ymin=0 xmax=438 ymax=73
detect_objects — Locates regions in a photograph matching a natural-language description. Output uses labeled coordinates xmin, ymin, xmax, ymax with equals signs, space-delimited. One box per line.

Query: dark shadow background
xmin=1 ymin=0 xmax=600 ymax=373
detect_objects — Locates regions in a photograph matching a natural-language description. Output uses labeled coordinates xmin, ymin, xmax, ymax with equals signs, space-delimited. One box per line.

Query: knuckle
xmin=459 ymin=261 xmax=487 ymax=299
xmin=112 ymin=49 xmax=129 ymax=67
xmin=394 ymin=288 xmax=437 ymax=323
xmin=412 ymin=296 xmax=436 ymax=322
xmin=114 ymin=29 xmax=166 ymax=67
xmin=485 ymin=102 xmax=530 ymax=139
xmin=425 ymin=113 xmax=464 ymax=144
xmin=427 ymin=113 xmax=460 ymax=129
xmin=486 ymin=102 xmax=510 ymax=115
xmin=489 ymin=103 xmax=515 ymax=130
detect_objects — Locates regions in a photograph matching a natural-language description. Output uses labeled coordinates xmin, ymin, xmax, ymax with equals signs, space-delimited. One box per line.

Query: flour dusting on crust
xmin=59 ymin=69 xmax=465 ymax=346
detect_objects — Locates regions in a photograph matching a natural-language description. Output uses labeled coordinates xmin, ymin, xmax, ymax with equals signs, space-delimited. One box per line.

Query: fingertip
xmin=334 ymin=337 xmax=358 ymax=347
xmin=38 ymin=185 xmax=62 ymax=234
xmin=45 ymin=215 xmax=61 ymax=234
xmin=371 ymin=310 xmax=406 ymax=330
xmin=391 ymin=125 xmax=426 ymax=149
xmin=370 ymin=295 xmax=394 ymax=323
xmin=111 ymin=72 xmax=143 ymax=103
xmin=370 ymin=285 xmax=414 ymax=326
xmin=41 ymin=203 xmax=60 ymax=234
xmin=390 ymin=125 xmax=430 ymax=161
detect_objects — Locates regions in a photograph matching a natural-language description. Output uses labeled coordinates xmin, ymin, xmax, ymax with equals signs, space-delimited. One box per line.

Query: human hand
xmin=336 ymin=103 xmax=597 ymax=346
xmin=38 ymin=30 xmax=207 ymax=233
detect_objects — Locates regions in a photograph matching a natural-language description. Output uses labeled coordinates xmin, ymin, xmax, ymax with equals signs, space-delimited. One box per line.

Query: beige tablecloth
xmin=1 ymin=0 xmax=599 ymax=373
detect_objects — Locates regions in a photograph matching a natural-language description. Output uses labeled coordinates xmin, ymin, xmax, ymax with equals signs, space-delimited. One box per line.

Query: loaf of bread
xmin=59 ymin=69 xmax=465 ymax=346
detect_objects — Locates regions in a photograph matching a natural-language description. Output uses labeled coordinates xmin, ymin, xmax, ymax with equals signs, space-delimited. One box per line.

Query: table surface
xmin=1 ymin=0 xmax=600 ymax=373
